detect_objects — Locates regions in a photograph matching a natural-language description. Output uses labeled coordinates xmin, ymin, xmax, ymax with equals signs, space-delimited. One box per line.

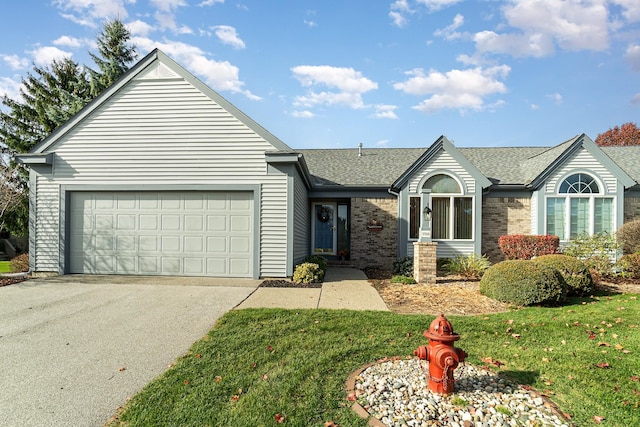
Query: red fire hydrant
xmin=414 ymin=313 xmax=467 ymax=394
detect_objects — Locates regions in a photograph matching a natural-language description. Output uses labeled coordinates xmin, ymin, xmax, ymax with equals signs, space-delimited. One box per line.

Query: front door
xmin=312 ymin=203 xmax=337 ymax=255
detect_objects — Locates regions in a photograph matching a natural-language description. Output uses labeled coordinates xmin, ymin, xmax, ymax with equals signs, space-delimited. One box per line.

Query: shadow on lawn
xmin=499 ymin=369 xmax=540 ymax=386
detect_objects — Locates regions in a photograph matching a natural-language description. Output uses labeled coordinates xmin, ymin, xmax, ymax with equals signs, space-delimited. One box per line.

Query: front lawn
xmin=0 ymin=261 xmax=11 ymax=273
xmin=110 ymin=294 xmax=640 ymax=426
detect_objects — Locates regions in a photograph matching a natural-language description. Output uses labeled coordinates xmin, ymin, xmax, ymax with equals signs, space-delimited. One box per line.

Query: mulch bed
xmin=259 ymin=279 xmax=323 ymax=288
xmin=363 ymin=267 xmax=640 ymax=316
xmin=0 ymin=276 xmax=28 ymax=287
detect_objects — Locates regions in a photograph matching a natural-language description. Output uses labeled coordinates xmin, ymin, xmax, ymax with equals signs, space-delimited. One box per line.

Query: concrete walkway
xmin=236 ymin=267 xmax=389 ymax=311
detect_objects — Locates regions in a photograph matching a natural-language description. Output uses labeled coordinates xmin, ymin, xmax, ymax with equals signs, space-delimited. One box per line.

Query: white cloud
xmin=474 ymin=31 xmax=554 ymax=57
xmin=631 ymin=93 xmax=640 ymax=105
xmin=133 ymin=37 xmax=260 ymax=100
xmin=53 ymin=0 xmax=133 ymax=27
xmin=393 ymin=65 xmax=510 ymax=113
xmin=625 ymin=44 xmax=640 ymax=72
xmin=155 ymin=12 xmax=192 ymax=33
xmin=53 ymin=35 xmax=85 ymax=48
xmin=434 ymin=13 xmax=464 ymax=40
xmin=199 ymin=0 xmax=224 ymax=6
xmin=304 ymin=19 xmax=317 ymax=28
xmin=1 ymin=54 xmax=29 ymax=70
xmin=491 ymin=0 xmax=610 ymax=56
xmin=546 ymin=93 xmax=563 ymax=105
xmin=375 ymin=140 xmax=390 ymax=147
xmin=29 ymin=46 xmax=73 ymax=66
xmin=530 ymin=104 xmax=539 ymax=110
xmin=389 ymin=0 xmax=413 ymax=28
xmin=213 ymin=25 xmax=246 ymax=49
xmin=371 ymin=104 xmax=399 ymax=119
xmin=150 ymin=0 xmax=187 ymax=12
xmin=127 ymin=20 xmax=155 ymax=37
xmin=291 ymin=110 xmax=315 ymax=118
xmin=291 ymin=65 xmax=378 ymax=109
xmin=0 ymin=77 xmax=23 ymax=100
xmin=416 ymin=0 xmax=463 ymax=12
xmin=612 ymin=0 xmax=640 ymax=22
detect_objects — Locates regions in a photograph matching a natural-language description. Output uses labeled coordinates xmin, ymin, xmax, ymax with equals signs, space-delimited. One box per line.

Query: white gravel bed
xmin=354 ymin=358 xmax=570 ymax=427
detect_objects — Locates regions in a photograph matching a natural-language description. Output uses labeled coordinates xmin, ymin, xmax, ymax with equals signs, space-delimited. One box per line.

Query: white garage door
xmin=69 ymin=191 xmax=254 ymax=277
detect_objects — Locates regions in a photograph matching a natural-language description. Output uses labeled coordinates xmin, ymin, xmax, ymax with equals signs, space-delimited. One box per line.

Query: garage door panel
xmin=69 ymin=191 xmax=253 ymax=277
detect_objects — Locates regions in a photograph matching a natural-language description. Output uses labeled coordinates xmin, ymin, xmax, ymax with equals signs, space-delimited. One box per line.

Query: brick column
xmin=413 ymin=242 xmax=437 ymax=284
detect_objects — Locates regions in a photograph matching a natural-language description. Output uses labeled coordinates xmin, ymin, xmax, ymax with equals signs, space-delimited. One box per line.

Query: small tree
xmin=595 ymin=122 xmax=640 ymax=146
xmin=0 ymin=160 xmax=27 ymax=235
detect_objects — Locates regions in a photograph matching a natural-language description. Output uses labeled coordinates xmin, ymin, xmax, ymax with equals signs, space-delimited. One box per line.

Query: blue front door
xmin=312 ymin=203 xmax=336 ymax=255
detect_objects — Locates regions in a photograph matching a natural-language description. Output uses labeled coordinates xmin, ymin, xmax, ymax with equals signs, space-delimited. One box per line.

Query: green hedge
xmin=533 ymin=254 xmax=593 ymax=296
xmin=479 ymin=260 xmax=567 ymax=306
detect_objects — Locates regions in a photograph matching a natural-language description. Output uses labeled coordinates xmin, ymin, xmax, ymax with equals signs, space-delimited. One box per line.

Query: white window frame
xmin=545 ymin=172 xmax=615 ymax=241
xmin=430 ymin=194 xmax=474 ymax=241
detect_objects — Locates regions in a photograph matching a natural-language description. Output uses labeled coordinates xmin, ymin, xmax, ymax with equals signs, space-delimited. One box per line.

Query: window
xmin=424 ymin=174 xmax=472 ymax=241
xmin=546 ymin=173 xmax=613 ymax=240
xmin=409 ymin=197 xmax=420 ymax=239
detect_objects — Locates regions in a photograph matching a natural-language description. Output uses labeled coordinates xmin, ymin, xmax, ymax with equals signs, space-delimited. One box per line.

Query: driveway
xmin=0 ymin=275 xmax=259 ymax=427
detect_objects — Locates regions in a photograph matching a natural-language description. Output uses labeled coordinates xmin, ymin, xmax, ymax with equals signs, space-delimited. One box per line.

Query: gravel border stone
xmin=347 ymin=357 xmax=572 ymax=427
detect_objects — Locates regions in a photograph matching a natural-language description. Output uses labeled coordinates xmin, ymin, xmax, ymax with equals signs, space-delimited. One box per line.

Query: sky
xmin=1 ymin=0 xmax=639 ymax=150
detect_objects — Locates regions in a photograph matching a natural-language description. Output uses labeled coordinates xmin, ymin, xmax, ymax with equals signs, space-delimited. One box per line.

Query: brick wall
xmin=350 ymin=197 xmax=398 ymax=269
xmin=413 ymin=242 xmax=437 ymax=284
xmin=624 ymin=197 xmax=640 ymax=223
xmin=482 ymin=196 xmax=531 ymax=262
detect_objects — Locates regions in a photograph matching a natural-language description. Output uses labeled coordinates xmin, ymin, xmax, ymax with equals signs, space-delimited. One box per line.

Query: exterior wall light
xmin=423 ymin=206 xmax=432 ymax=222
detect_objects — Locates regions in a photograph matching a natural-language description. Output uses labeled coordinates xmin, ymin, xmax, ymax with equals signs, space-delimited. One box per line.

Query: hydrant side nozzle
xmin=414 ymin=345 xmax=429 ymax=360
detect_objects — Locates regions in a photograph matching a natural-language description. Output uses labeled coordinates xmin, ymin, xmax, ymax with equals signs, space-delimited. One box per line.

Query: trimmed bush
xmin=443 ymin=254 xmax=491 ymax=278
xmin=10 ymin=253 xmax=29 ymax=273
xmin=533 ymin=254 xmax=593 ymax=296
xmin=391 ymin=275 xmax=416 ymax=284
xmin=293 ymin=262 xmax=323 ymax=284
xmin=562 ymin=232 xmax=619 ymax=277
xmin=393 ymin=256 xmax=413 ymax=277
xmin=304 ymin=255 xmax=328 ymax=272
xmin=616 ymin=220 xmax=640 ymax=255
xmin=618 ymin=253 xmax=640 ymax=279
xmin=479 ymin=260 xmax=567 ymax=306
xmin=498 ymin=234 xmax=559 ymax=260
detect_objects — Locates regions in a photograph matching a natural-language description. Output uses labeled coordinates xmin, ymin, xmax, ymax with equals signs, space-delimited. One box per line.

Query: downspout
xmin=388 ymin=187 xmax=401 ymax=258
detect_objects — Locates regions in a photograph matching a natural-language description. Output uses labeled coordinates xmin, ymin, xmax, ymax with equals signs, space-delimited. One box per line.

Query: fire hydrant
xmin=414 ymin=313 xmax=467 ymax=394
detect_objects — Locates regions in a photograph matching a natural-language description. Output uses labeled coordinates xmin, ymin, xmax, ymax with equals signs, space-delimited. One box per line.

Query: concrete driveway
xmin=0 ymin=275 xmax=259 ymax=427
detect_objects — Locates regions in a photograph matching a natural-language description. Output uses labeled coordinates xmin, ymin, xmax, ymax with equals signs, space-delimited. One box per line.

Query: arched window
xmin=546 ymin=173 xmax=613 ymax=240
xmin=409 ymin=174 xmax=472 ymax=240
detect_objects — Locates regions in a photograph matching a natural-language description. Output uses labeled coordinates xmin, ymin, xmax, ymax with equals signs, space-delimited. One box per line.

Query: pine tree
xmin=0 ymin=19 xmax=137 ymax=234
xmin=88 ymin=19 xmax=137 ymax=97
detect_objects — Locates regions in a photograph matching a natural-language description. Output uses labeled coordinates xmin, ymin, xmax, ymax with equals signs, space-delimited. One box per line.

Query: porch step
xmin=327 ymin=260 xmax=354 ymax=268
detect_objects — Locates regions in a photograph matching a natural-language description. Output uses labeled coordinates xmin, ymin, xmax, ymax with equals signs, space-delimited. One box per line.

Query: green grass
xmin=0 ymin=261 xmax=11 ymax=273
xmin=111 ymin=293 xmax=640 ymax=427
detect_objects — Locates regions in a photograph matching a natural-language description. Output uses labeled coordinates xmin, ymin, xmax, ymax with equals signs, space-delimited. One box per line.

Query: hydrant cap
xmin=424 ymin=313 xmax=460 ymax=342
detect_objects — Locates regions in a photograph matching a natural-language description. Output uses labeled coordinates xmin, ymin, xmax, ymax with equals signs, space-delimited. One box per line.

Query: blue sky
xmin=1 ymin=0 xmax=639 ymax=149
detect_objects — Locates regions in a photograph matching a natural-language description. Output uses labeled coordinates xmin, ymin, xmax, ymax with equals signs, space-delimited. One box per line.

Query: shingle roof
xmin=298 ymin=142 xmax=640 ymax=189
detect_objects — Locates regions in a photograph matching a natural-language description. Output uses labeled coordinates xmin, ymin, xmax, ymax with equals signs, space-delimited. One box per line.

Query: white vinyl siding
xmin=31 ymin=65 xmax=289 ymax=277
xmin=31 ymin=178 xmax=60 ymax=272
xmin=408 ymin=149 xmax=475 ymax=194
xmin=545 ymin=148 xmax=617 ymax=194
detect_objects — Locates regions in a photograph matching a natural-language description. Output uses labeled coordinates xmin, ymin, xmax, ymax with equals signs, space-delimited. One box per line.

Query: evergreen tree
xmin=0 ymin=19 xmax=137 ymax=234
xmin=88 ymin=19 xmax=137 ymax=97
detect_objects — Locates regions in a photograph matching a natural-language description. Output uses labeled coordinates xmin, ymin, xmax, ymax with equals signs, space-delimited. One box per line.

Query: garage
xmin=68 ymin=191 xmax=254 ymax=277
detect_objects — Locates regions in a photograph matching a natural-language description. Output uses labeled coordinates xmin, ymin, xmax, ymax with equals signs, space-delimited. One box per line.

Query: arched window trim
xmin=418 ymin=172 xmax=466 ymax=195
xmin=555 ymin=172 xmax=605 ymax=195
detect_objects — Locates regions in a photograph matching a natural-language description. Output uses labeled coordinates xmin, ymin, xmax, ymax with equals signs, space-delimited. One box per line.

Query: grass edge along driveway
xmin=108 ymin=294 xmax=640 ymax=427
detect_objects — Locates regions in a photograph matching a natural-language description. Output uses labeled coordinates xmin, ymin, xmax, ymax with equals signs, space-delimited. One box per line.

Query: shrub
xmin=443 ymin=254 xmax=491 ymax=278
xmin=293 ymin=262 xmax=323 ymax=284
xmin=304 ymin=255 xmax=328 ymax=272
xmin=562 ymin=232 xmax=619 ymax=277
xmin=618 ymin=253 xmax=640 ymax=279
xmin=616 ymin=220 xmax=640 ymax=255
xmin=391 ymin=275 xmax=416 ymax=284
xmin=393 ymin=256 xmax=413 ymax=277
xmin=10 ymin=253 xmax=29 ymax=273
xmin=533 ymin=254 xmax=593 ymax=296
xmin=498 ymin=234 xmax=559 ymax=260
xmin=479 ymin=260 xmax=567 ymax=306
